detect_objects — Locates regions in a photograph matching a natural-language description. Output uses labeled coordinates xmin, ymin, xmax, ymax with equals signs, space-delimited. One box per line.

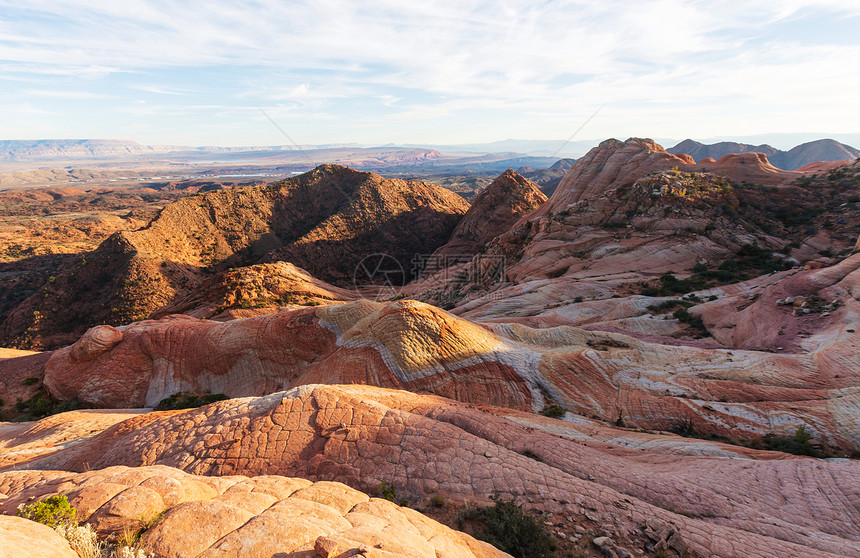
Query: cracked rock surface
xmin=5 ymin=385 xmax=859 ymax=557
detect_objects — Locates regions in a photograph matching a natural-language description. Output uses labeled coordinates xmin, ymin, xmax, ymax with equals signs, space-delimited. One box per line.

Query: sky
xmin=1 ymin=0 xmax=859 ymax=148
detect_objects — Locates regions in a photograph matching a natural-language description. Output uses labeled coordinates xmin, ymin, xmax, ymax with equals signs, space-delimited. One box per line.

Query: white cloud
xmin=0 ymin=0 xmax=858 ymax=143
xmin=24 ymin=89 xmax=113 ymax=99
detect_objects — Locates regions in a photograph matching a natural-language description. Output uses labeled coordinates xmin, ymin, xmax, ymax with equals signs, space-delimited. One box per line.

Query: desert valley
xmin=0 ymin=134 xmax=859 ymax=558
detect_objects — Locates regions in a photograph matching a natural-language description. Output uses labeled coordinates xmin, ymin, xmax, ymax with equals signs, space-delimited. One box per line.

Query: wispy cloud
xmin=0 ymin=0 xmax=858 ymax=144
xmin=24 ymin=89 xmax=113 ymax=99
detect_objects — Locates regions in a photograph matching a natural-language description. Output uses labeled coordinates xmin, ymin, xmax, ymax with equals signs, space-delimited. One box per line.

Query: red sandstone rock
xmin=4 ymin=385 xmax=858 ymax=557
xmin=0 ymin=463 xmax=506 ymax=558
xmin=11 ymin=264 xmax=855 ymax=451
xmin=538 ymin=137 xmax=798 ymax=219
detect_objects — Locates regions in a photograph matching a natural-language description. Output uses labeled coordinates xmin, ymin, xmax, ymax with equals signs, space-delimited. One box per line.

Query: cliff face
xmin=0 ymin=165 xmax=468 ymax=349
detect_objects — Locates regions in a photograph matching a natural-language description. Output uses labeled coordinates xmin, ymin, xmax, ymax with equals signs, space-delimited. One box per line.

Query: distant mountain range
xmin=0 ymin=139 xmax=361 ymax=162
xmin=667 ymin=138 xmax=859 ymax=170
xmin=2 ymin=137 xmax=858 ymax=173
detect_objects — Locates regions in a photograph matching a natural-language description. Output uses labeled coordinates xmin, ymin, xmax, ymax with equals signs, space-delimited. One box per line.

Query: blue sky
xmin=1 ymin=0 xmax=859 ymax=148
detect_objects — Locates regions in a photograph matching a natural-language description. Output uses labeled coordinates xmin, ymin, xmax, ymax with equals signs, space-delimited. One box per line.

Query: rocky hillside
xmin=151 ymin=261 xmax=358 ymax=320
xmin=432 ymin=169 xmax=546 ymax=259
xmin=417 ymin=140 xmax=859 ymax=315
xmin=0 ymin=165 xmax=468 ymax=349
xmin=545 ymin=138 xmax=799 ymax=216
xmin=669 ymin=138 xmax=859 ymax=170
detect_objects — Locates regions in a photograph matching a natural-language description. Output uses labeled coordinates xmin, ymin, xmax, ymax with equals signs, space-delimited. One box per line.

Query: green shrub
xmin=22 ymin=376 xmax=40 ymax=386
xmin=460 ymin=496 xmax=556 ymax=558
xmin=15 ymin=394 xmax=52 ymax=418
xmin=673 ymin=307 xmax=709 ymax=337
xmin=430 ymin=494 xmax=446 ymax=508
xmin=541 ymin=405 xmax=565 ymax=418
xmin=373 ymin=481 xmax=409 ymax=507
xmin=17 ymin=495 xmax=76 ymax=528
xmin=763 ymin=425 xmax=819 ymax=457
xmin=155 ymin=392 xmax=228 ymax=411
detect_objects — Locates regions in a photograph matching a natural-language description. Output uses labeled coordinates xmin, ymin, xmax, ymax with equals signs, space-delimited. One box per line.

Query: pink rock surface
xmin=20 ymin=268 xmax=860 ymax=451
xmin=5 ymin=385 xmax=859 ymax=557
xmin=0 ymin=463 xmax=505 ymax=558
xmin=0 ymin=515 xmax=79 ymax=558
xmin=41 ymin=300 xmax=533 ymax=411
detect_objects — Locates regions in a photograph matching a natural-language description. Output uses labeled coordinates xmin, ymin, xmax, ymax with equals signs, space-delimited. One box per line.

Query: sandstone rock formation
xmin=0 ymin=164 xmax=468 ymax=350
xmin=0 ymin=464 xmax=506 ymax=558
xmin=415 ymin=143 xmax=860 ymax=324
xmin=540 ymin=137 xmax=799 ymax=218
xmin=0 ymin=515 xmax=79 ymax=558
xmin=431 ymin=169 xmax=546 ymax=260
xmin=5 ymin=274 xmax=853 ymax=451
xmin=40 ymin=300 xmax=533 ymax=411
xmin=5 ymin=385 xmax=859 ymax=557
xmin=152 ymin=261 xmax=357 ymax=319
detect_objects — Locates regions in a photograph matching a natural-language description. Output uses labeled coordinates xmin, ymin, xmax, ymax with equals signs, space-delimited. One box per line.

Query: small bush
xmin=460 ymin=496 xmax=556 ymax=558
xmin=17 ymin=495 xmax=76 ymax=528
xmin=764 ymin=425 xmax=819 ymax=457
xmin=430 ymin=494 xmax=446 ymax=508
xmin=673 ymin=307 xmax=709 ymax=337
xmin=541 ymin=405 xmax=565 ymax=418
xmin=155 ymin=392 xmax=228 ymax=411
xmin=53 ymin=523 xmax=107 ymax=558
xmin=373 ymin=481 xmax=409 ymax=507
xmin=22 ymin=376 xmax=40 ymax=386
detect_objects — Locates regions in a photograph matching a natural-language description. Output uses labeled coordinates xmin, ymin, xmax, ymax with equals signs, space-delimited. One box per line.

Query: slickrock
xmin=6 ymin=385 xmax=860 ymax=557
xmin=700 ymin=252 xmax=860 ymax=350
xmin=417 ymin=149 xmax=860 ymax=325
xmin=16 ymin=272 xmax=860 ymax=449
xmin=0 ymin=515 xmax=79 ymax=558
xmin=0 ymin=464 xmax=507 ymax=558
xmin=41 ymin=299 xmax=533 ymax=410
xmin=541 ymin=138 xmax=695 ymax=211
xmin=539 ymin=137 xmax=793 ymax=216
xmin=695 ymin=152 xmax=800 ymax=185
xmin=0 ymin=349 xmax=51 ymax=418
xmin=415 ymin=165 xmax=785 ymax=312
xmin=0 ymin=409 xmax=145 ymax=468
